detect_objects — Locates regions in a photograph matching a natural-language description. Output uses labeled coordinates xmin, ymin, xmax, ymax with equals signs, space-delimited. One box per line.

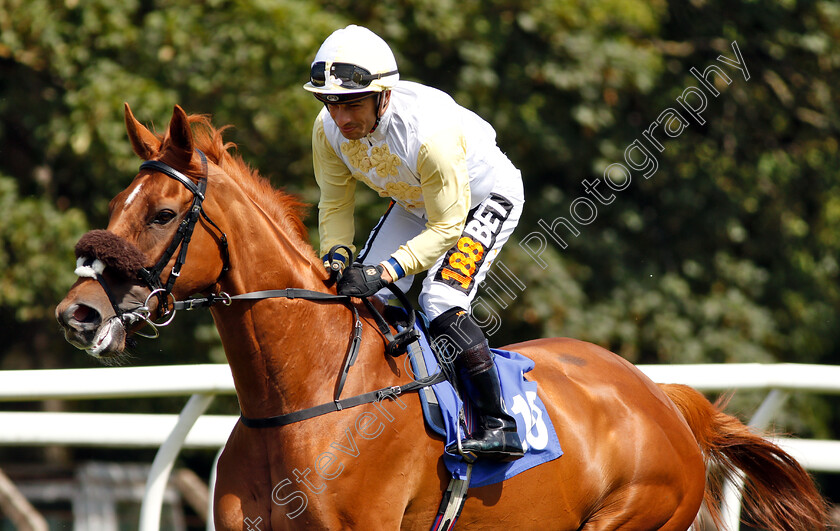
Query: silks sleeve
xmin=312 ymin=113 xmax=357 ymax=260
xmin=390 ymin=126 xmax=470 ymax=276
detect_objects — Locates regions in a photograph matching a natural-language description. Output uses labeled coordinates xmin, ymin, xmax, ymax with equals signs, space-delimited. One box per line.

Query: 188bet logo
xmin=436 ymin=194 xmax=512 ymax=292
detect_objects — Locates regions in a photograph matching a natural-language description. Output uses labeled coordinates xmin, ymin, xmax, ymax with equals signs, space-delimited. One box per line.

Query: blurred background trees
xmin=1 ymin=0 xmax=838 ymax=516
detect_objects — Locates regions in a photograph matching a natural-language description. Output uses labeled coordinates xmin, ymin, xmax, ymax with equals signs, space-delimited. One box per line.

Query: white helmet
xmin=303 ymin=25 xmax=399 ymax=103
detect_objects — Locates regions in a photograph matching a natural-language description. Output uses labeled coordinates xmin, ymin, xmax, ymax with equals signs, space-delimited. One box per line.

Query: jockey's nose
xmin=331 ymin=105 xmax=351 ymax=125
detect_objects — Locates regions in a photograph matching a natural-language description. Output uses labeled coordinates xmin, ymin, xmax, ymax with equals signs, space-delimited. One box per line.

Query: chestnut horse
xmin=56 ymin=104 xmax=827 ymax=530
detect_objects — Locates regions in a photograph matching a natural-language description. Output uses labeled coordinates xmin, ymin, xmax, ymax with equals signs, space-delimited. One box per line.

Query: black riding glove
xmin=337 ymin=263 xmax=389 ymax=298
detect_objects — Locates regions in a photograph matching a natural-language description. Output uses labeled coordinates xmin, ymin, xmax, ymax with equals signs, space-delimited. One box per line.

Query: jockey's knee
xmin=428 ymin=307 xmax=487 ymax=363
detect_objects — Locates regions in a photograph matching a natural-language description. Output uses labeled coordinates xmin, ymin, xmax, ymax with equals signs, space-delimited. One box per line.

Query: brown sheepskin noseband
xmin=75 ymin=230 xmax=148 ymax=279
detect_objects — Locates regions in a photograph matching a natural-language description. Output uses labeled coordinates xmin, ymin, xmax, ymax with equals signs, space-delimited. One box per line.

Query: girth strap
xmin=432 ymin=464 xmax=473 ymax=531
xmin=239 ymin=371 xmax=447 ymax=428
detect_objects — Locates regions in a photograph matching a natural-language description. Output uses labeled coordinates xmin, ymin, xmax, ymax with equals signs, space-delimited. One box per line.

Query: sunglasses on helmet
xmin=310 ymin=62 xmax=398 ymax=90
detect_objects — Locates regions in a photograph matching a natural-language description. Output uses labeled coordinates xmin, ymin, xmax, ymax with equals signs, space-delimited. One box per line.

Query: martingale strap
xmin=172 ymin=288 xmax=349 ymax=309
xmin=174 ymin=285 xmax=432 ymax=421
xmin=161 ymin=241 xmax=428 ymax=427
xmin=239 ymin=371 xmax=448 ymax=428
xmin=361 ymin=283 xmax=421 ymax=356
xmin=177 ymin=288 xmax=363 ymax=402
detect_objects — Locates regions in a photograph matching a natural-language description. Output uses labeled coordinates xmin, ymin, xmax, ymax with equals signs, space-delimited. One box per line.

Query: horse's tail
xmin=658 ymin=383 xmax=828 ymax=531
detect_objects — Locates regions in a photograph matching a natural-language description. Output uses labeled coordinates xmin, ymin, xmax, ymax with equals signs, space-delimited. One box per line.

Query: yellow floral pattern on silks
xmin=341 ymin=140 xmax=402 ymax=178
xmin=341 ymin=140 xmax=373 ymax=173
xmin=369 ymin=145 xmax=401 ymax=178
xmin=385 ymin=181 xmax=424 ymax=209
xmin=342 ymin=140 xmax=424 ymax=209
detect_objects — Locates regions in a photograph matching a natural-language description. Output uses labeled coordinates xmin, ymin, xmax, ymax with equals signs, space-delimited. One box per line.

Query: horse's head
xmin=56 ymin=104 xmax=230 ymax=361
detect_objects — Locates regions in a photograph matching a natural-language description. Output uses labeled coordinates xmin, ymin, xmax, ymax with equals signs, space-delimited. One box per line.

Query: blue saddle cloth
xmin=404 ymin=321 xmax=563 ymax=488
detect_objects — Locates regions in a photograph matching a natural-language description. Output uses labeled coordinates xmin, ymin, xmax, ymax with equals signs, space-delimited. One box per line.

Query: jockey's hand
xmin=337 ymin=263 xmax=391 ymax=298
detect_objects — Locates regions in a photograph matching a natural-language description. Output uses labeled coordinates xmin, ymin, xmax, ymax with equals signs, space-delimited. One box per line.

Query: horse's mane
xmin=178 ymin=114 xmax=311 ymax=245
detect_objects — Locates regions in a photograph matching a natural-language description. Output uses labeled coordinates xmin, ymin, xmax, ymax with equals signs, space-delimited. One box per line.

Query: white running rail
xmin=0 ymin=362 xmax=838 ymax=530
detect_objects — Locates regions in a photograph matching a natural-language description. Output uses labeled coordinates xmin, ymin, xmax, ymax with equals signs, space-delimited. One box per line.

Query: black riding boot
xmin=445 ymin=342 xmax=525 ymax=462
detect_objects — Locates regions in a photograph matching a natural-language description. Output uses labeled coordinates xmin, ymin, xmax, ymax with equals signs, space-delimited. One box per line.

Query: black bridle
xmin=137 ymin=149 xmax=230 ymax=318
xmin=74 ymin=149 xmax=229 ymax=335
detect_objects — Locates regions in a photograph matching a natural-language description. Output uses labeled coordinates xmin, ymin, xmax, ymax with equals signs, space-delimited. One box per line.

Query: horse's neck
xmin=208 ymin=187 xmax=351 ymax=418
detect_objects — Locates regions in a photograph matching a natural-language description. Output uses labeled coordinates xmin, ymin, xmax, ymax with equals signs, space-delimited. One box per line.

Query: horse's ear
xmin=167 ymin=104 xmax=193 ymax=158
xmin=124 ymin=102 xmax=160 ymax=160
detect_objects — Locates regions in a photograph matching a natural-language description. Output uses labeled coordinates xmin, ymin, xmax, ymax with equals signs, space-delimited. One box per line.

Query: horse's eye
xmin=152 ymin=210 xmax=176 ymax=225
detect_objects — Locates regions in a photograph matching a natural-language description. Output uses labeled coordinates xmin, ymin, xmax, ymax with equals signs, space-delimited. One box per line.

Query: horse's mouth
xmin=90 ymin=317 xmax=126 ymax=357
xmin=63 ymin=316 xmax=126 ymax=359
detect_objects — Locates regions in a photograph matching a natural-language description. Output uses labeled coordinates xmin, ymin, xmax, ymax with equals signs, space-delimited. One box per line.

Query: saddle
xmin=378 ymin=304 xmax=564 ymax=530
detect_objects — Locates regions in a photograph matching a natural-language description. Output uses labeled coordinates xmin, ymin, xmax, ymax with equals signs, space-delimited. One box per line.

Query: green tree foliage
xmin=1 ymin=0 xmax=838 ymax=439
xmin=0 ymin=175 xmax=86 ymax=320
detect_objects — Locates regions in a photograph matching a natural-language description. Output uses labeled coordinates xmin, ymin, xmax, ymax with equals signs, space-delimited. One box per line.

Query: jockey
xmin=304 ymin=24 xmax=525 ymax=462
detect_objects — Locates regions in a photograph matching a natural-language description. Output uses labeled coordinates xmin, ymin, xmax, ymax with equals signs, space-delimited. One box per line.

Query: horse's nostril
xmin=62 ymin=303 xmax=101 ymax=329
xmin=73 ymin=305 xmax=93 ymax=323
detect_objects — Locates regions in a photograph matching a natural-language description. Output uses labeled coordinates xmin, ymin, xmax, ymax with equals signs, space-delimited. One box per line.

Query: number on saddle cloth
xmin=395 ymin=313 xmax=564 ymax=487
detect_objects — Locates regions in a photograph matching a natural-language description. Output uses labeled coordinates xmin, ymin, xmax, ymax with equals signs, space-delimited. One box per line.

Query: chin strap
xmin=369 ymin=90 xmax=390 ymax=134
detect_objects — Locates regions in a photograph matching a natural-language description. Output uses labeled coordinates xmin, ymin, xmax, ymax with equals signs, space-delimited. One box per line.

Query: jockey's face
xmin=326 ymin=91 xmax=390 ymax=140
xmin=326 ymin=96 xmax=378 ymax=140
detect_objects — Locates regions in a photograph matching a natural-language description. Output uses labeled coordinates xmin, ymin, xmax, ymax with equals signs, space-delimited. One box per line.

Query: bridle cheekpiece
xmin=136 ymin=149 xmax=230 ymax=319
xmin=74 ymin=149 xmax=230 ymax=337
